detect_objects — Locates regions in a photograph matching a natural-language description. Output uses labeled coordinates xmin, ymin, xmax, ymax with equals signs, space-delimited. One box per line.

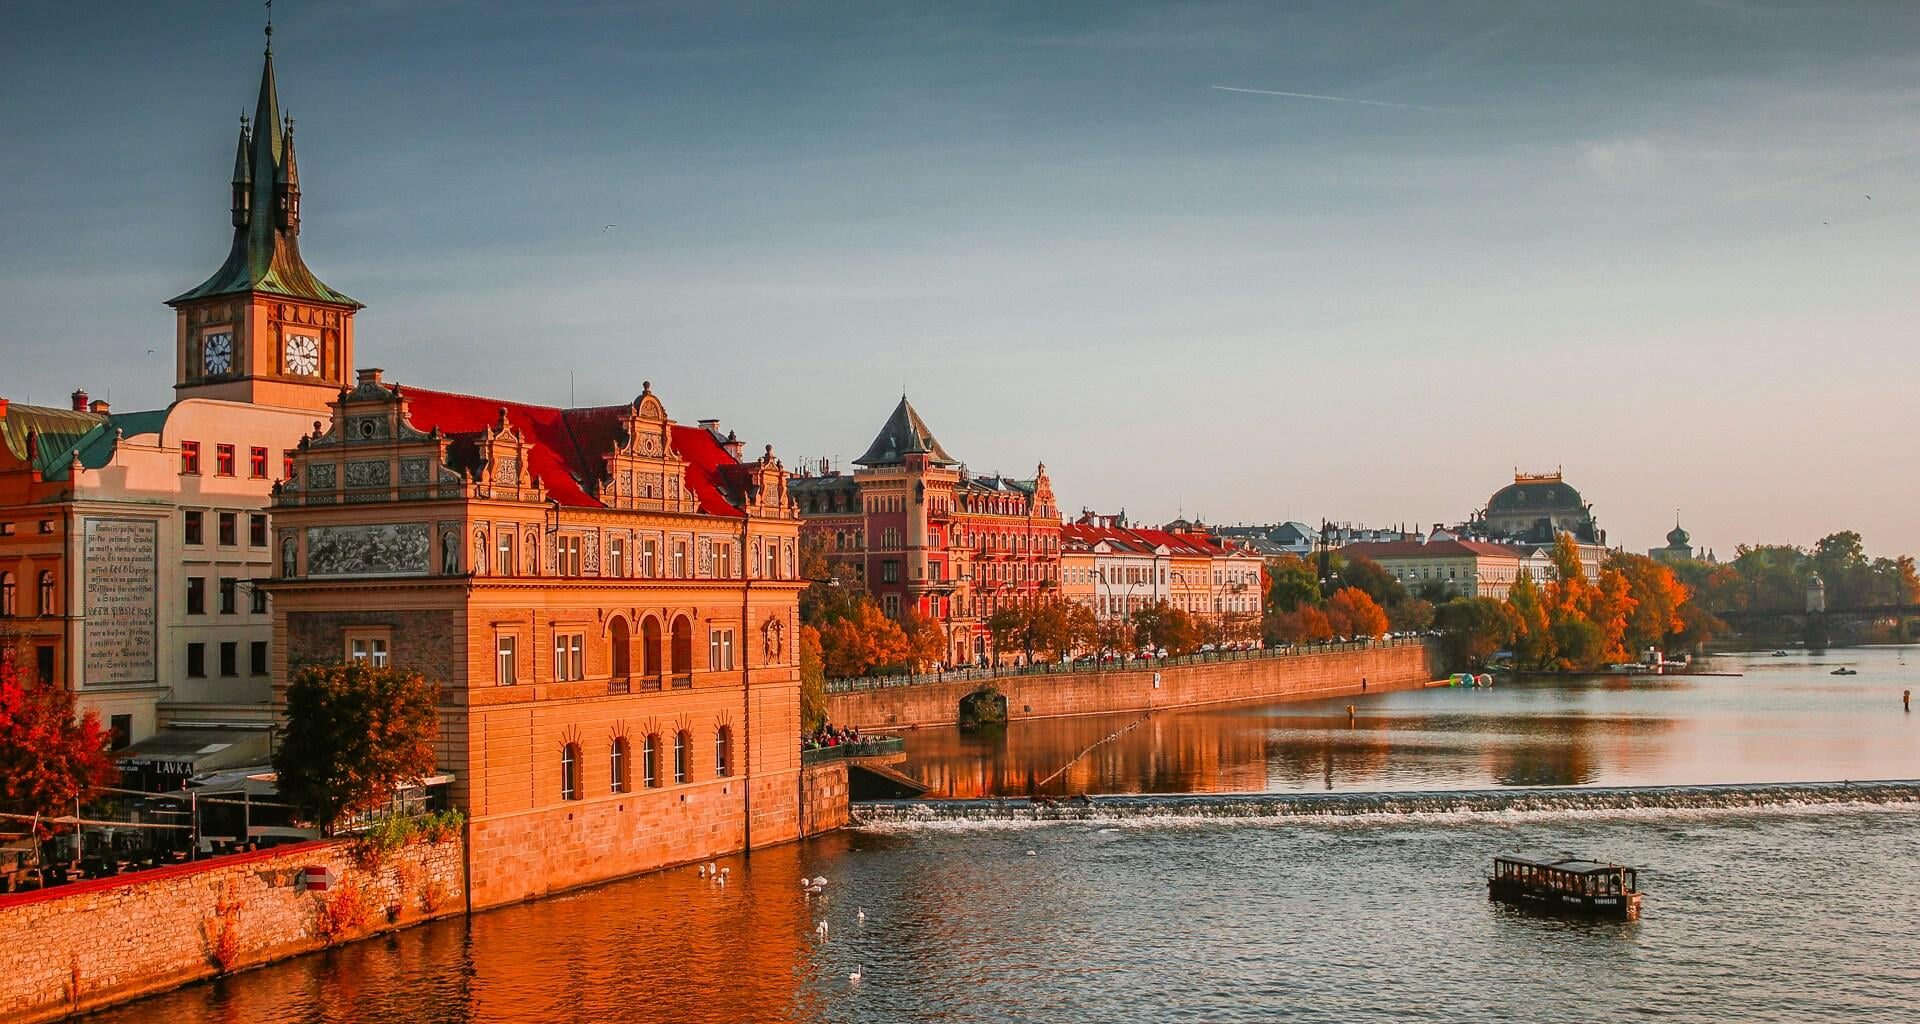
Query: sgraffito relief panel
xmin=82 ymin=518 xmax=157 ymax=685
xmin=305 ymin=523 xmax=431 ymax=577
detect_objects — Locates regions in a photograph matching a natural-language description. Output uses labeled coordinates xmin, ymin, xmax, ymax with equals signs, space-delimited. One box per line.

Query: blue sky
xmin=4 ymin=1 xmax=1918 ymax=554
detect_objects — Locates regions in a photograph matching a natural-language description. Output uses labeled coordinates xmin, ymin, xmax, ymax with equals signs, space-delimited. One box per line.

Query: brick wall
xmin=0 ymin=836 xmax=463 ymax=1024
xmin=827 ymin=642 xmax=1442 ymax=730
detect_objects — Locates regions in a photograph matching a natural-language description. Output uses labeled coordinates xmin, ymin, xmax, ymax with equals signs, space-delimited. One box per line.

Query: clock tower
xmin=167 ymin=30 xmax=360 ymax=412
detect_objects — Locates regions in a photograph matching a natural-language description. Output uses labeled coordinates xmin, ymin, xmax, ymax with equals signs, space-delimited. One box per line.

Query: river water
xmin=899 ymin=646 xmax=1920 ymax=797
xmin=82 ymin=648 xmax=1920 ymax=1024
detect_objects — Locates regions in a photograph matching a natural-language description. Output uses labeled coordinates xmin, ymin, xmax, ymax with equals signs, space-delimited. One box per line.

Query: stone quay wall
xmin=0 ymin=836 xmax=463 ymax=1024
xmin=828 ymin=642 xmax=1443 ymax=730
xmin=799 ymin=761 xmax=850 ymax=837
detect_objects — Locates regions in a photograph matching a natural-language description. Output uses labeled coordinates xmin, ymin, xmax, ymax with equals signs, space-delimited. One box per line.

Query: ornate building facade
xmin=790 ymin=397 xmax=1062 ymax=666
xmin=266 ymin=373 xmax=808 ymax=907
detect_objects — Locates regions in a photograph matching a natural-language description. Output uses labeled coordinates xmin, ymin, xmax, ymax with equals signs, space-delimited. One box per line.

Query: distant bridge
xmin=1713 ymin=604 xmax=1919 ymax=645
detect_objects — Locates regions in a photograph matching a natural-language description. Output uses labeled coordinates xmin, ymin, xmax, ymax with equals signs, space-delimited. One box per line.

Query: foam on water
xmin=852 ymin=780 xmax=1920 ymax=831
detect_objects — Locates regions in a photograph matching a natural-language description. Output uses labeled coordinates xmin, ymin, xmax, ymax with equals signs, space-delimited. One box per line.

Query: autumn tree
xmin=1264 ymin=555 xmax=1320 ymax=613
xmin=1326 ymin=587 xmax=1389 ymax=639
xmin=817 ymin=599 xmax=911 ymax=677
xmin=1063 ymin=603 xmax=1099 ymax=658
xmin=273 ymin=661 xmax=440 ymax=831
xmin=799 ymin=625 xmax=828 ymax=731
xmin=1132 ymin=602 xmax=1200 ymax=655
xmin=1507 ymin=571 xmax=1555 ymax=669
xmin=1607 ymin=553 xmax=1690 ymax=654
xmin=0 ymin=654 xmax=114 ymax=833
xmin=1265 ymin=605 xmax=1333 ymax=645
xmin=898 ymin=609 xmax=949 ymax=672
xmin=1432 ymin=597 xmax=1518 ymax=669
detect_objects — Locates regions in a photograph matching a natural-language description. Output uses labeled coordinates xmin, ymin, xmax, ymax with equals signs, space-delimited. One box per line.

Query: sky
xmin=3 ymin=1 xmax=1918 ymax=556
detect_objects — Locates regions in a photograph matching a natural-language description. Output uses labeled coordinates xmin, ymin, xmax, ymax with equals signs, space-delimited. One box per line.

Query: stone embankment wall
xmin=799 ymin=761 xmax=850 ymax=837
xmin=0 ymin=836 xmax=463 ymax=1024
xmin=829 ymin=642 xmax=1442 ymax=730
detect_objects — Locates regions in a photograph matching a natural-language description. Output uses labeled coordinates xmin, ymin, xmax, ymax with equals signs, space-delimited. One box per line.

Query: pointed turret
xmin=276 ymin=116 xmax=301 ymax=232
xmin=230 ymin=117 xmax=252 ymax=227
xmin=169 ymin=38 xmax=357 ymax=309
xmin=853 ymin=396 xmax=955 ymax=467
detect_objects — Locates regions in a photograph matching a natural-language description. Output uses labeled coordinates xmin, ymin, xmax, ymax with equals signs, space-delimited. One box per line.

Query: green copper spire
xmin=170 ymin=34 xmax=359 ymax=310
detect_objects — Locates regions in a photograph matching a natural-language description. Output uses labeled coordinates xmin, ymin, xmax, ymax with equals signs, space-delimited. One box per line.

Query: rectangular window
xmin=186 ymin=642 xmax=206 ymax=677
xmin=642 ymin=539 xmax=659 ymax=578
xmin=249 ymin=446 xmax=269 ymax=479
xmin=36 ymin=645 xmax=55 ymax=686
xmin=250 ymin=586 xmax=268 ymax=615
xmin=37 ymin=520 xmax=52 ymax=535
xmin=714 ymin=543 xmax=733 ymax=579
xmin=219 ymin=577 xmax=237 ymax=614
xmin=180 ymin=441 xmax=200 ymax=475
xmin=109 ymin=714 xmax=132 ymax=751
xmin=249 ymin=513 xmax=268 ymax=547
xmin=250 ymin=640 xmax=268 ymax=676
xmin=553 ymin=632 xmax=585 ymax=681
xmin=558 ymin=536 xmax=582 ymax=576
xmin=882 ymin=560 xmax=900 ymax=583
xmin=497 ymin=533 xmax=515 ymax=576
xmin=218 ymin=512 xmax=237 ymax=546
xmin=884 ymin=594 xmax=900 ymax=617
xmin=349 ymin=633 xmax=389 ymax=668
xmin=672 ymin=542 xmax=688 ymax=578
xmin=186 ymin=576 xmax=206 ymax=615
xmin=496 ymin=635 xmax=518 ymax=685
xmin=283 ymin=449 xmax=296 ymax=481
xmin=183 ymin=510 xmax=204 ymax=545
xmin=215 ymin=444 xmax=236 ymax=477
xmin=708 ymin=628 xmax=736 ymax=671
xmin=607 ymin=538 xmax=625 ymax=577
xmin=219 ymin=641 xmax=238 ymax=677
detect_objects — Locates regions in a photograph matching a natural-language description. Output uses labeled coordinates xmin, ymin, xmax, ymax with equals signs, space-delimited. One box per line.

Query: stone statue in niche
xmin=281 ymin=537 xmax=297 ymax=578
xmin=442 ymin=531 xmax=459 ymax=574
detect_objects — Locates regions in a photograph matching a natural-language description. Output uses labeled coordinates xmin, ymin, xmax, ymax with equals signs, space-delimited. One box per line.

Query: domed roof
xmin=1488 ymin=474 xmax=1583 ymax=513
xmin=1666 ymin=523 xmax=1690 ymax=547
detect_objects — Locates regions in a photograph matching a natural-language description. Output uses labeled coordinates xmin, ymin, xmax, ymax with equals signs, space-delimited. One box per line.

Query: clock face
xmin=284 ymin=335 xmax=320 ymax=376
xmin=201 ymin=332 xmax=233 ymax=375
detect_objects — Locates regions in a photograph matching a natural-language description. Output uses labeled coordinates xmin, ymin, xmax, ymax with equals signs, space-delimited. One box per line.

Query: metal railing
xmin=800 ymin=737 xmax=907 ymax=764
xmin=824 ymin=635 xmax=1437 ymax=694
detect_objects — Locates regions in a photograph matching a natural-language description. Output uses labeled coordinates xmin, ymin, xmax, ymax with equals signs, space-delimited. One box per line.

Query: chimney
xmin=356 ymin=368 xmax=384 ymax=385
xmin=89 ymin=399 xmax=110 ymax=415
xmin=71 ymin=389 xmax=88 ymax=411
xmin=698 ymin=418 xmax=722 ymax=438
xmin=0 ymin=397 xmax=9 ymax=419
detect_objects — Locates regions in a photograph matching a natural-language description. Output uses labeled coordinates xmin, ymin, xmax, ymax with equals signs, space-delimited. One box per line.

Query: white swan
xmin=856 ymin=908 xmax=866 ymax=923
xmin=812 ymin=875 xmax=828 ymax=887
xmin=849 ymin=969 xmax=863 ymax=984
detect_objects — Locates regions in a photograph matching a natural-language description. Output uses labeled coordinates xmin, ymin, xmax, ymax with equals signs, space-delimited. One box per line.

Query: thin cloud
xmin=1210 ymin=85 xmax=1450 ymax=113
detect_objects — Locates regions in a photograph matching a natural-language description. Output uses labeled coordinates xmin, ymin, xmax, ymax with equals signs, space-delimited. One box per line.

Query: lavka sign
xmin=83 ymin=517 xmax=158 ymax=685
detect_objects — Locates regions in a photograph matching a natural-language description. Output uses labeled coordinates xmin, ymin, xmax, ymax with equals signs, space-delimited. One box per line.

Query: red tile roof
xmin=401 ymin=387 xmax=744 ymax=516
xmin=1340 ymin=540 xmax=1526 ymax=560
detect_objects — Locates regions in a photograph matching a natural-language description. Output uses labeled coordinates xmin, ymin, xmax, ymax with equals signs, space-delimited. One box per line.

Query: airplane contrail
xmin=1210 ymin=85 xmax=1447 ymax=113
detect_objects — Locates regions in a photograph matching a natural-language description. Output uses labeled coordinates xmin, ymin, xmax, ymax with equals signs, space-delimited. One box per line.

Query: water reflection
xmin=898 ymin=647 xmax=1920 ymax=797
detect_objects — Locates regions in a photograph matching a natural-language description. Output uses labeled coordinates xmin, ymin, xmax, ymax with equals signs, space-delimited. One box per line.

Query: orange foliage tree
xmin=817 ymin=598 xmax=911 ymax=678
xmin=1265 ymin=605 xmax=1333 ymax=645
xmin=0 ymin=654 xmax=114 ymax=834
xmin=1326 ymin=587 xmax=1389 ymax=639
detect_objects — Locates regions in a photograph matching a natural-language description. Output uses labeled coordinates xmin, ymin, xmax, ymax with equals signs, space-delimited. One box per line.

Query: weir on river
xmin=852 ymin=779 xmax=1920 ymax=824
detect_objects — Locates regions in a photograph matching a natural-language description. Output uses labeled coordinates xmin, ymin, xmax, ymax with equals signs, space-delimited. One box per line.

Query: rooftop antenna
xmin=264 ymin=0 xmax=273 ymax=52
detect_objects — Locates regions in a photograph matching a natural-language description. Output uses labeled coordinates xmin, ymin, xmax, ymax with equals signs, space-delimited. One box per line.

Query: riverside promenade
xmin=826 ymin=638 xmax=1442 ymax=730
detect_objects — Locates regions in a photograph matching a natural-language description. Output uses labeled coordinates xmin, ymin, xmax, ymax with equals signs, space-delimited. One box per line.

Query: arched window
xmin=672 ymin=730 xmax=689 ymax=784
xmin=641 ymin=616 xmax=663 ymax=680
xmin=642 ymin=733 xmax=660 ymax=787
xmin=610 ymin=736 xmax=630 ymax=794
xmin=36 ymin=571 xmax=54 ymax=615
xmin=715 ymin=726 xmax=733 ymax=778
xmin=560 ymin=742 xmax=581 ymax=801
xmin=609 ymin=617 xmax=631 ymax=681
xmin=0 ymin=573 xmax=13 ymax=617
xmin=669 ymin=616 xmax=693 ymax=681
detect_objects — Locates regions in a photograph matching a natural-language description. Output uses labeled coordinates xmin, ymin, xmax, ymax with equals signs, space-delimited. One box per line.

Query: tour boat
xmin=1488 ymin=852 xmax=1641 ymax=920
xmin=1771 ymin=650 xmax=1789 ymax=657
xmin=1830 ymin=667 xmax=1858 ymax=676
